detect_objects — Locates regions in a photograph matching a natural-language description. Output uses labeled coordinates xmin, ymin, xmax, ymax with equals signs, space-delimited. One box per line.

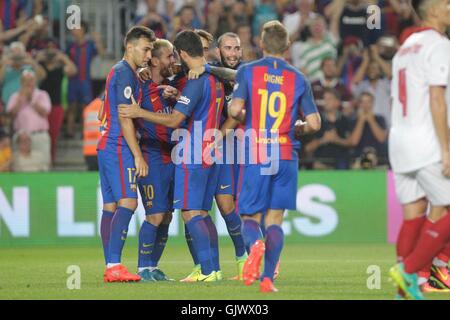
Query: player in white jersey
xmin=389 ymin=0 xmax=450 ymax=300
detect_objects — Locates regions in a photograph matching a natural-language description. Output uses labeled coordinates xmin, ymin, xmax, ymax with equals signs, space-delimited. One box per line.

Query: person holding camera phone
xmin=36 ymin=39 xmax=77 ymax=164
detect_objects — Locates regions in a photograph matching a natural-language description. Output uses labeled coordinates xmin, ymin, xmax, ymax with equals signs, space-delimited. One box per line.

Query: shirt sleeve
xmin=173 ymin=79 xmax=203 ymax=117
xmin=113 ymin=69 xmax=136 ymax=106
xmin=425 ymin=41 xmax=450 ymax=86
xmin=231 ymin=65 xmax=248 ymax=101
xmin=37 ymin=91 xmax=52 ymax=114
xmin=299 ymin=78 xmax=318 ymax=116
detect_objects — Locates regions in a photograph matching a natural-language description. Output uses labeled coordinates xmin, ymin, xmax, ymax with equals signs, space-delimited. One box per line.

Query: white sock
xmin=138 ymin=267 xmax=157 ymax=273
xmin=418 ymin=277 xmax=428 ymax=286
xmin=432 ymin=257 xmax=448 ymax=268
xmin=107 ymin=263 xmax=121 ymax=269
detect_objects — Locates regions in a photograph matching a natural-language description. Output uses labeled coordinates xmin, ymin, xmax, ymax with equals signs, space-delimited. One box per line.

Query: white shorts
xmin=394 ymin=162 xmax=450 ymax=206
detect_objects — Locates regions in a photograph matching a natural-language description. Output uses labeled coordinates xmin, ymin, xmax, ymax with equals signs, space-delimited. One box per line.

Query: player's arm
xmin=426 ymin=42 xmax=450 ymax=177
xmin=296 ymin=79 xmax=321 ymax=136
xmin=228 ymin=66 xmax=247 ymax=122
xmin=188 ymin=64 xmax=237 ymax=81
xmin=430 ymin=85 xmax=450 ymax=177
xmin=119 ymin=103 xmax=186 ymax=129
xmin=220 ymin=116 xmax=240 ymax=138
xmin=119 ymin=115 xmax=148 ymax=178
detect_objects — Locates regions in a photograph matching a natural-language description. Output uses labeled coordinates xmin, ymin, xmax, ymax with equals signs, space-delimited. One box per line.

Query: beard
xmin=160 ymin=65 xmax=173 ymax=79
xmin=220 ymin=51 xmax=240 ymax=69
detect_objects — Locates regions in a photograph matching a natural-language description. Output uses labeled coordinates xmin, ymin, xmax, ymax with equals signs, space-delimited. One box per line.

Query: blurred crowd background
xmin=0 ymin=0 xmax=429 ymax=172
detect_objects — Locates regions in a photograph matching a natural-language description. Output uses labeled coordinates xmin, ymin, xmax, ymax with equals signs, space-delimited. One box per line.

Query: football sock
xmin=138 ymin=221 xmax=158 ymax=269
xmin=100 ymin=210 xmax=114 ymax=265
xmin=242 ymin=219 xmax=263 ymax=253
xmin=222 ymin=210 xmax=246 ymax=258
xmin=396 ymin=215 xmax=425 ymax=262
xmin=185 ymin=215 xmax=214 ymax=275
xmin=149 ymin=223 xmax=170 ymax=267
xmin=404 ymin=213 xmax=450 ymax=274
xmin=434 ymin=242 xmax=450 ymax=267
xmin=262 ymin=225 xmax=284 ymax=281
xmin=185 ymin=224 xmax=200 ymax=266
xmin=203 ymin=215 xmax=220 ymax=272
xmin=418 ymin=262 xmax=431 ymax=285
xmin=108 ymin=206 xmax=134 ymax=264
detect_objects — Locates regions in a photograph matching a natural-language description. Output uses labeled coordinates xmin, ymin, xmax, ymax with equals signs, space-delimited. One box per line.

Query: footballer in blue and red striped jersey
xmin=233 ymin=54 xmax=318 ymax=213
xmin=172 ymin=72 xmax=225 ymax=210
xmin=229 ymin=21 xmax=321 ymax=292
xmin=100 ymin=26 xmax=155 ymax=283
xmin=135 ymin=79 xmax=176 ymax=216
xmin=97 ymin=59 xmax=143 ymax=203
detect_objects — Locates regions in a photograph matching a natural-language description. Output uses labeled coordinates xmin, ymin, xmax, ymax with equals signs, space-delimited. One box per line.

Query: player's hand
xmin=442 ymin=150 xmax=450 ymax=178
xmin=158 ymin=85 xmax=179 ymax=100
xmin=137 ymin=67 xmax=152 ymax=82
xmin=134 ymin=156 xmax=148 ymax=178
xmin=188 ymin=66 xmax=205 ymax=80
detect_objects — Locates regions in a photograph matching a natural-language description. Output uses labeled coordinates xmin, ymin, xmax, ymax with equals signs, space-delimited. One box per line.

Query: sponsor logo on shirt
xmin=178 ymin=96 xmax=191 ymax=105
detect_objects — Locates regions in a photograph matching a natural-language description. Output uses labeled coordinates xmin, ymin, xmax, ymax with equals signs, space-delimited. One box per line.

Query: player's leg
xmin=259 ymin=160 xmax=298 ymax=292
xmin=174 ymin=166 xmax=216 ymax=281
xmin=136 ymin=163 xmax=172 ymax=280
xmin=149 ymin=212 xmax=174 ymax=281
xmin=104 ymin=151 xmax=140 ymax=282
xmin=215 ymin=164 xmax=247 ymax=264
xmin=98 ymin=150 xmax=116 ymax=267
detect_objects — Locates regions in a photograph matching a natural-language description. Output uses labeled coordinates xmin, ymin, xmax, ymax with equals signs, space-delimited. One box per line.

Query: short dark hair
xmin=173 ymin=30 xmax=203 ymax=58
xmin=320 ymin=56 xmax=335 ymax=69
xmin=359 ymin=91 xmax=375 ymax=101
xmin=194 ymin=29 xmax=214 ymax=44
xmin=80 ymin=20 xmax=89 ymax=33
xmin=124 ymin=26 xmax=156 ymax=48
xmin=217 ymin=32 xmax=240 ymax=47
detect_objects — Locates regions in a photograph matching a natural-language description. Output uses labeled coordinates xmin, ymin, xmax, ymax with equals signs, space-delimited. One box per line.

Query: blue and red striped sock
xmin=185 ymin=215 xmax=214 ymax=275
xmin=108 ymin=207 xmax=133 ymax=264
xmin=100 ymin=210 xmax=114 ymax=265
xmin=149 ymin=223 xmax=170 ymax=267
xmin=262 ymin=225 xmax=284 ymax=281
xmin=138 ymin=221 xmax=158 ymax=269
xmin=242 ymin=219 xmax=263 ymax=254
xmin=203 ymin=215 xmax=220 ymax=272
xmin=185 ymin=224 xmax=200 ymax=266
xmin=223 ymin=210 xmax=246 ymax=258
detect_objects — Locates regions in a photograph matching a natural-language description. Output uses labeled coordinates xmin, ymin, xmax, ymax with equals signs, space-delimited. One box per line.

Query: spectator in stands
xmin=348 ymin=92 xmax=388 ymax=166
xmin=136 ymin=0 xmax=169 ymax=39
xmin=337 ymin=35 xmax=364 ymax=91
xmin=172 ymin=5 xmax=201 ymax=40
xmin=282 ymin=0 xmax=317 ymax=42
xmin=12 ymin=130 xmax=49 ymax=172
xmin=226 ymin=0 xmax=252 ymax=35
xmin=252 ymin=0 xmax=280 ymax=37
xmin=304 ymin=88 xmax=352 ymax=169
xmin=0 ymin=128 xmax=12 ymax=172
xmin=331 ymin=0 xmax=370 ymax=46
xmin=0 ymin=0 xmax=27 ymax=31
xmin=0 ymin=41 xmax=47 ymax=108
xmin=66 ymin=20 xmax=104 ymax=138
xmin=352 ymin=49 xmax=392 ymax=126
xmin=6 ymin=70 xmax=51 ymax=169
xmin=236 ymin=23 xmax=261 ymax=61
xmin=291 ymin=15 xmax=337 ymax=81
xmin=36 ymin=39 xmax=77 ymax=164
xmin=0 ymin=18 xmax=36 ymax=44
xmin=311 ymin=57 xmax=353 ymax=112
xmin=83 ymin=95 xmax=102 ymax=171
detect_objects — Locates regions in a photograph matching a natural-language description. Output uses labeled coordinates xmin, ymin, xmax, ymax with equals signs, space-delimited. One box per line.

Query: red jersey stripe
xmin=279 ymin=70 xmax=295 ymax=160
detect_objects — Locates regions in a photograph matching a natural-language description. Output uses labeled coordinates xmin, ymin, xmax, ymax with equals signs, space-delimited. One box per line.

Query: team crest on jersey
xmin=178 ymin=95 xmax=191 ymax=105
xmin=124 ymin=86 xmax=132 ymax=99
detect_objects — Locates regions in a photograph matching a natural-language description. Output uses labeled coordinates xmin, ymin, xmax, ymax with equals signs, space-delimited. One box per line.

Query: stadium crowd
xmin=0 ymin=0 xmax=421 ymax=172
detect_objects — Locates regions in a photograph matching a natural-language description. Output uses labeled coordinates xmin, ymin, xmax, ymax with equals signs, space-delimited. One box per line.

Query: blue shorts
xmin=98 ymin=149 xmax=138 ymax=203
xmin=215 ymin=164 xmax=236 ymax=196
xmin=68 ymin=78 xmax=93 ymax=104
xmin=235 ymin=160 xmax=298 ymax=215
xmin=174 ymin=165 xmax=219 ymax=211
xmin=138 ymin=162 xmax=174 ymax=215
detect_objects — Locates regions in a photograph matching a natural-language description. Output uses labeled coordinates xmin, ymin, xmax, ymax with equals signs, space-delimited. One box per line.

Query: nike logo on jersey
xmin=173 ymin=200 xmax=181 ymax=204
xmin=220 ymin=185 xmax=231 ymax=190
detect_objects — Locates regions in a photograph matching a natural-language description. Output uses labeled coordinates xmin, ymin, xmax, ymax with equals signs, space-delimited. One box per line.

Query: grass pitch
xmin=0 ymin=242 xmax=448 ymax=300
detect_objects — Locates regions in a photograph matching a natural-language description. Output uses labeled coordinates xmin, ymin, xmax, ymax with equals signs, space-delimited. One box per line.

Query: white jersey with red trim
xmin=389 ymin=29 xmax=450 ymax=173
